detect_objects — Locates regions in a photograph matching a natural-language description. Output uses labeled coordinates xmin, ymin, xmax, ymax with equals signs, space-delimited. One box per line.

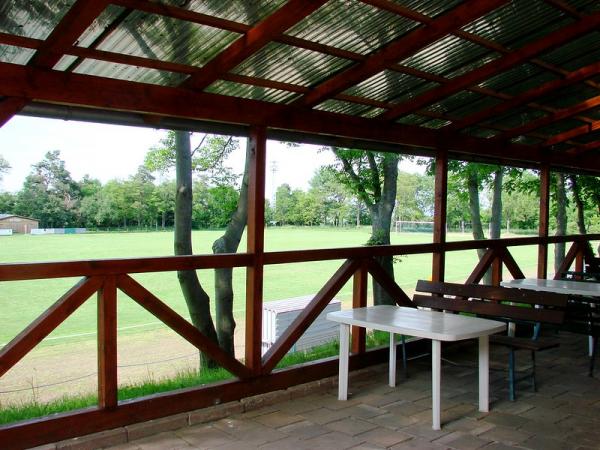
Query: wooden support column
xmin=432 ymin=150 xmax=448 ymax=282
xmin=538 ymin=166 xmax=550 ymax=279
xmin=98 ymin=276 xmax=117 ymax=410
xmin=575 ymin=246 xmax=584 ymax=274
xmin=245 ymin=126 xmax=266 ymax=375
xmin=351 ymin=260 xmax=368 ymax=354
xmin=491 ymin=256 xmax=502 ymax=286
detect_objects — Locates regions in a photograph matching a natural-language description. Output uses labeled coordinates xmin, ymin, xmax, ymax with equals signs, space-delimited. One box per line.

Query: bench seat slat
xmin=490 ymin=334 xmax=560 ymax=351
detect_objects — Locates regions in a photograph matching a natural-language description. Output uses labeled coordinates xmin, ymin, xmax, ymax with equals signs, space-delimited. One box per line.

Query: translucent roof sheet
xmin=287 ymin=0 xmax=418 ymax=56
xmin=537 ymin=118 xmax=583 ymax=136
xmin=0 ymin=0 xmax=76 ymax=40
xmin=232 ymin=42 xmax=352 ymax=87
xmin=0 ymin=44 xmax=35 ymax=65
xmin=479 ymin=63 xmax=559 ymax=97
xmin=462 ymin=0 xmax=572 ymax=49
xmin=205 ymin=80 xmax=298 ymax=104
xmin=540 ymin=33 xmax=600 ymax=72
xmin=73 ymin=58 xmax=186 ymax=86
xmin=343 ymin=70 xmax=438 ymax=104
xmin=484 ymin=106 xmax=547 ymax=130
xmin=400 ymin=35 xmax=498 ymax=79
xmin=315 ymin=99 xmax=375 ymax=117
xmin=169 ymin=0 xmax=287 ymax=26
xmin=395 ymin=0 xmax=465 ymax=19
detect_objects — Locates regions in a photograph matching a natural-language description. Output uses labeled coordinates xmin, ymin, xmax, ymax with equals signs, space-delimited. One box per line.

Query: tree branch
xmin=366 ymin=152 xmax=381 ymax=202
xmin=335 ymin=151 xmax=373 ymax=208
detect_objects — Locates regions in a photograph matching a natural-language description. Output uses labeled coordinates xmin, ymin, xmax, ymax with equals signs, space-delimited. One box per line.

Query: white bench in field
xmin=262 ymin=295 xmax=341 ymax=355
xmin=0 ymin=229 xmax=13 ymax=236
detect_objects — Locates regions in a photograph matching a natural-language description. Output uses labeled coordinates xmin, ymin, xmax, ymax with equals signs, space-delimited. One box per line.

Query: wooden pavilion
xmin=0 ymin=0 xmax=599 ymax=447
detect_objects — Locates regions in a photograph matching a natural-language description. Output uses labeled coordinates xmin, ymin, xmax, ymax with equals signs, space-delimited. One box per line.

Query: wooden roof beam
xmin=444 ymin=61 xmax=600 ymax=132
xmin=380 ymin=12 xmax=600 ymax=121
xmin=3 ymin=61 xmax=597 ymax=172
xmin=0 ymin=97 xmax=27 ymax=127
xmin=496 ymin=94 xmax=600 ymax=141
xmin=293 ymin=0 xmax=509 ymax=108
xmin=544 ymin=121 xmax=600 ymax=147
xmin=181 ymin=0 xmax=329 ymax=91
xmin=565 ymin=140 xmax=600 ymax=156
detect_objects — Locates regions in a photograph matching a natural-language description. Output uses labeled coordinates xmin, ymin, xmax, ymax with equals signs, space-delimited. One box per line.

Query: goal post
xmin=394 ymin=220 xmax=434 ymax=233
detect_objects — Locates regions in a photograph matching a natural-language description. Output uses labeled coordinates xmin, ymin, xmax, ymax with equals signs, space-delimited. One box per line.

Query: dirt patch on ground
xmin=0 ymin=325 xmax=247 ymax=407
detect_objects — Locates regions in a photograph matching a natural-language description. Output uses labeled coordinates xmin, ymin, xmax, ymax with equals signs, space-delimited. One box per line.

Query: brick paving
xmin=54 ymin=332 xmax=600 ymax=450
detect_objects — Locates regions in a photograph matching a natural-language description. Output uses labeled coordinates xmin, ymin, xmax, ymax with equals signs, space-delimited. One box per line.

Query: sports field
xmin=0 ymin=227 xmax=555 ymax=406
xmin=0 ymin=227 xmax=544 ymax=347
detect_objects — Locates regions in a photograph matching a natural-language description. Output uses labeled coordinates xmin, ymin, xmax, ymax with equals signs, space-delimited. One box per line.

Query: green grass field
xmin=0 ymin=227 xmax=548 ymax=347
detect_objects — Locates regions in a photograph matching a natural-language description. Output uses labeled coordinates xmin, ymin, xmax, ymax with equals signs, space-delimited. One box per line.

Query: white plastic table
xmin=327 ymin=306 xmax=506 ymax=430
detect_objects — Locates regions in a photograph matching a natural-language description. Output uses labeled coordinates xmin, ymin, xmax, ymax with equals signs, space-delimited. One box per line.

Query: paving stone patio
xmin=54 ymin=332 xmax=600 ymax=450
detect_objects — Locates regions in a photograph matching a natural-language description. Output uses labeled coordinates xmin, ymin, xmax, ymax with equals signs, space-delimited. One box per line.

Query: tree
xmin=146 ymin=131 xmax=246 ymax=360
xmin=15 ymin=150 xmax=80 ymax=227
xmin=0 ymin=154 xmax=10 ymax=184
xmin=395 ymin=171 xmax=434 ymax=222
xmin=326 ymin=148 xmax=399 ymax=305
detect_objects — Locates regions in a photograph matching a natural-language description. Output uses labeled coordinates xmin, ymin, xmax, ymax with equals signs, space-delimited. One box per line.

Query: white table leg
xmin=432 ymin=339 xmax=441 ymax=430
xmin=389 ymin=332 xmax=396 ymax=387
xmin=589 ymin=336 xmax=594 ymax=357
xmin=478 ymin=335 xmax=489 ymax=412
xmin=338 ymin=323 xmax=350 ymax=401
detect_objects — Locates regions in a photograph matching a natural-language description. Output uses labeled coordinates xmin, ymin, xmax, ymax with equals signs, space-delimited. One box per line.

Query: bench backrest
xmin=413 ymin=280 xmax=568 ymax=325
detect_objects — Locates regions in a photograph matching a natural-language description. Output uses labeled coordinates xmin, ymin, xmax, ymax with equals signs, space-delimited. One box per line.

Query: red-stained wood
xmin=0 ymin=277 xmax=102 ymax=377
xmin=29 ymin=0 xmax=110 ymax=69
xmin=2 ymin=63 xmax=598 ymax=173
xmin=117 ymin=274 xmax=251 ymax=379
xmin=245 ymin=126 xmax=267 ymax=375
xmin=553 ymin=241 xmax=581 ymax=280
xmin=544 ymin=120 xmax=600 ymax=147
xmin=367 ymin=259 xmax=413 ymax=307
xmin=499 ymin=248 xmax=525 ymax=280
xmin=0 ymin=341 xmax=421 ymax=450
xmin=432 ymin=150 xmax=448 ymax=282
xmin=496 ymin=94 xmax=600 ymax=141
xmin=491 ymin=256 xmax=502 ymax=286
xmin=352 ymin=260 xmax=368 ymax=354
xmin=566 ymin=140 xmax=600 ymax=156
xmin=97 ymin=276 xmax=118 ymax=410
xmin=446 ymin=61 xmax=600 ymax=132
xmin=294 ymin=0 xmax=509 ymax=107
xmin=0 ymin=253 xmax=252 ymax=281
xmin=183 ymin=0 xmax=328 ymax=91
xmin=381 ymin=13 xmax=600 ymax=121
xmin=0 ymin=96 xmax=26 ymax=127
xmin=538 ymin=166 xmax=550 ymax=279
xmin=465 ymin=248 xmax=497 ymax=285
xmin=261 ymin=259 xmax=360 ymax=373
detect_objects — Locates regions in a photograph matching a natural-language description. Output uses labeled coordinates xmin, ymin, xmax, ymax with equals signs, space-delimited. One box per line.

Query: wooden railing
xmin=0 ymin=233 xmax=598 ymax=448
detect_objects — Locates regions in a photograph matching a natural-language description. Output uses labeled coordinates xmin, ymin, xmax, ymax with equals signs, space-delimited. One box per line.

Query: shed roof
xmin=0 ymin=0 xmax=599 ymax=173
xmin=0 ymin=214 xmax=38 ymax=221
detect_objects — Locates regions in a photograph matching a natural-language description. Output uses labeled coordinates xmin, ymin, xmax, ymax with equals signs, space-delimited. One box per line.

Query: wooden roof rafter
xmin=544 ymin=120 xmax=600 ymax=147
xmin=292 ymin=0 xmax=510 ymax=108
xmin=380 ymin=12 xmax=600 ymax=121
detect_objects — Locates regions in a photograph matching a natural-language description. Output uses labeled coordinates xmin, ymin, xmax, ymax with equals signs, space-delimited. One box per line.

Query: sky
xmin=0 ymin=116 xmax=423 ymax=199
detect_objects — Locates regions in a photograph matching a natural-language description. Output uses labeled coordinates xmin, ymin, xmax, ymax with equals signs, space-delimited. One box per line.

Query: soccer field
xmin=0 ymin=227 xmax=543 ymax=346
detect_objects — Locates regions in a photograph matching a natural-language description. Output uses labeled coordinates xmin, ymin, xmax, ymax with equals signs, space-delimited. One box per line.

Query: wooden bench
xmin=413 ymin=280 xmax=569 ymax=401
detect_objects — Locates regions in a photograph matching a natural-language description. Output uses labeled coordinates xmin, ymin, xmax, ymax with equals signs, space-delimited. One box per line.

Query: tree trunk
xmin=174 ymin=131 xmax=219 ymax=368
xmin=554 ymin=173 xmax=567 ymax=274
xmin=211 ymin=142 xmax=252 ymax=357
xmin=371 ymin=154 xmax=399 ymax=306
xmin=570 ymin=175 xmax=587 ymax=235
xmin=490 ymin=169 xmax=503 ymax=239
xmin=467 ymin=170 xmax=490 ymax=283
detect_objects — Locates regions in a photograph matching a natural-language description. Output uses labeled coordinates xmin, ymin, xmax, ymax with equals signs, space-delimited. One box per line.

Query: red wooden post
xmin=98 ymin=275 xmax=118 ymax=409
xmin=538 ymin=165 xmax=550 ymax=279
xmin=246 ymin=126 xmax=266 ymax=375
xmin=575 ymin=245 xmax=584 ymax=275
xmin=491 ymin=256 xmax=502 ymax=286
xmin=432 ymin=150 xmax=448 ymax=282
xmin=351 ymin=260 xmax=368 ymax=354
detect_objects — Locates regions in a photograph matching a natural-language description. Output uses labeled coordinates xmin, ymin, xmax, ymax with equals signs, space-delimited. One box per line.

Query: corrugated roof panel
xmin=396 ymin=114 xmax=429 ymax=126
xmin=232 ymin=42 xmax=353 ymax=87
xmin=537 ymin=118 xmax=585 ymax=136
xmin=205 ymin=80 xmax=298 ymax=104
xmin=575 ymin=128 xmax=600 ymax=144
xmin=426 ymin=90 xmax=482 ymax=116
xmin=400 ymin=35 xmax=498 ymax=79
xmin=0 ymin=44 xmax=35 ymax=65
xmin=73 ymin=58 xmax=186 ymax=86
xmin=484 ymin=106 xmax=547 ymax=129
xmin=462 ymin=0 xmax=573 ymax=50
xmin=391 ymin=0 xmax=465 ymax=19
xmin=536 ymin=84 xmax=599 ymax=110
xmin=463 ymin=126 xmax=499 ymax=138
xmin=510 ymin=135 xmax=543 ymax=145
xmin=90 ymin=11 xmax=239 ymax=69
xmin=343 ymin=70 xmax=438 ymax=103
xmin=286 ymin=0 xmax=418 ymax=56
xmin=442 ymin=95 xmax=503 ymax=120
xmin=73 ymin=5 xmax=127 ymax=49
xmin=479 ymin=63 xmax=559 ymax=96
xmin=165 ymin=0 xmax=287 ymax=26
xmin=420 ymin=118 xmax=451 ymax=129
xmin=315 ymin=99 xmax=372 ymax=116
xmin=540 ymin=32 xmax=600 ymax=72
xmin=361 ymin=107 xmax=386 ymax=118
xmin=0 ymin=0 xmax=76 ymax=40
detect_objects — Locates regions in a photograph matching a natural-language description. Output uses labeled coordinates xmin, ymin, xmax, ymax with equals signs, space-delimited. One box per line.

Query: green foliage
xmin=0 ymin=154 xmax=10 ymax=183
xmin=395 ymin=171 xmax=434 ymax=221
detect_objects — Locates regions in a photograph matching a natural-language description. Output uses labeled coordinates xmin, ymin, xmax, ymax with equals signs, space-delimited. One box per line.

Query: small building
xmin=0 ymin=214 xmax=39 ymax=234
